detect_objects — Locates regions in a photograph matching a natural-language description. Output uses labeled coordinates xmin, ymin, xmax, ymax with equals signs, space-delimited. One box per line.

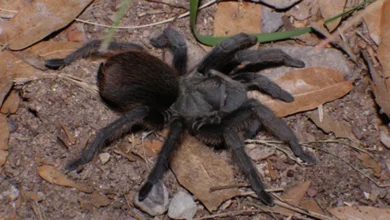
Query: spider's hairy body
xmin=98 ymin=51 xmax=180 ymax=114
xmin=45 ymin=27 xmax=316 ymax=207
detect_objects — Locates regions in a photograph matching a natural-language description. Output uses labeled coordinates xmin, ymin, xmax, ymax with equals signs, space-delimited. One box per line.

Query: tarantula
xmin=45 ymin=27 xmax=315 ymax=206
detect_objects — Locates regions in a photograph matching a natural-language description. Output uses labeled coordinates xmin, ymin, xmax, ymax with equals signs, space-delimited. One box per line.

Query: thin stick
xmin=245 ymin=139 xmax=301 ymax=164
xmin=75 ymin=0 xmax=217 ymax=29
xmin=195 ymin=209 xmax=268 ymax=220
xmin=304 ymin=144 xmax=390 ymax=188
xmin=274 ymin=200 xmax=333 ymax=220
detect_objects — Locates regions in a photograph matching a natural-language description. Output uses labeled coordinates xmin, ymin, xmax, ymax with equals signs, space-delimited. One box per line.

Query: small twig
xmin=273 ymin=200 xmax=333 ymax=220
xmin=245 ymin=139 xmax=301 ymax=164
xmin=0 ymin=7 xmax=18 ymax=13
xmin=209 ymin=183 xmax=249 ymax=191
xmin=31 ymin=201 xmax=44 ymax=220
xmin=306 ymin=139 xmax=372 ymax=157
xmin=61 ymin=122 xmax=76 ymax=145
xmin=75 ymin=0 xmax=217 ymax=29
xmin=195 ymin=209 xmax=268 ymax=220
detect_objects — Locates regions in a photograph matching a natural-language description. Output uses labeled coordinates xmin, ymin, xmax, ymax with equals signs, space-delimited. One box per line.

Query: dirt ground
xmin=2 ymin=0 xmax=390 ymax=219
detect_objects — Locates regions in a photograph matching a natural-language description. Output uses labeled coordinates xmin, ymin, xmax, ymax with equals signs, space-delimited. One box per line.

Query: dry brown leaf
xmin=363 ymin=0 xmax=384 ymax=45
xmin=0 ymin=114 xmax=9 ymax=150
xmin=329 ymin=206 xmax=390 ymax=219
xmin=171 ymin=135 xmax=240 ymax=212
xmin=378 ymin=1 xmax=390 ymax=91
xmin=0 ymin=75 xmax=13 ymax=109
xmin=380 ymin=126 xmax=390 ymax=149
xmin=308 ymin=110 xmax=359 ymax=143
xmin=37 ymin=165 xmax=92 ymax=193
xmin=214 ymin=1 xmax=261 ymax=36
xmin=319 ymin=0 xmax=346 ymax=31
xmin=91 ymin=191 xmax=110 ymax=208
xmin=274 ymin=181 xmax=311 ymax=215
xmin=300 ymin=198 xmax=325 ymax=215
xmin=251 ymin=67 xmax=353 ymax=117
xmin=0 ymin=149 xmax=9 ymax=166
xmin=1 ymin=90 xmax=20 ymax=114
xmin=0 ymin=50 xmax=42 ymax=79
xmin=26 ymin=41 xmax=82 ymax=60
xmin=0 ymin=0 xmax=93 ymax=50
xmin=357 ymin=152 xmax=381 ymax=178
xmin=133 ymin=138 xmax=160 ymax=157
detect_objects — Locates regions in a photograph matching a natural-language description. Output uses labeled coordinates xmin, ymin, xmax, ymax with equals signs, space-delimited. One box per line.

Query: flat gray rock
xmin=133 ymin=181 xmax=169 ymax=216
xmin=258 ymin=46 xmax=352 ymax=79
xmin=251 ymin=0 xmax=302 ymax=9
xmin=168 ymin=191 xmax=197 ymax=220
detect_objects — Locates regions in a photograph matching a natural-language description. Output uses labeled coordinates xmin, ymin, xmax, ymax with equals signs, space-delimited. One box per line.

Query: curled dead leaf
xmin=1 ymin=90 xmax=20 ymax=114
xmin=37 ymin=165 xmax=92 ymax=193
xmin=377 ymin=1 xmax=390 ymax=91
xmin=0 ymin=75 xmax=13 ymax=109
xmin=251 ymin=67 xmax=353 ymax=117
xmin=0 ymin=114 xmax=10 ymax=150
xmin=0 ymin=149 xmax=9 ymax=166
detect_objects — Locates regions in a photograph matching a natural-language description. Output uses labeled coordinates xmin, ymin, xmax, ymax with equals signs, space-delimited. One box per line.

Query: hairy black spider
xmin=45 ymin=27 xmax=316 ymax=206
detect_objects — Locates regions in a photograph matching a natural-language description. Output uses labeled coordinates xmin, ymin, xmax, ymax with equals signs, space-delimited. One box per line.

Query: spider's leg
xmin=45 ymin=40 xmax=145 ymax=69
xmin=246 ymin=99 xmax=316 ymax=163
xmin=193 ymin=106 xmax=273 ymax=205
xmin=151 ymin=27 xmax=187 ymax=75
xmin=197 ymin=33 xmax=257 ymax=74
xmin=224 ymin=129 xmax=274 ymax=206
xmin=232 ymin=72 xmax=294 ymax=102
xmin=65 ymin=106 xmax=149 ymax=171
xmin=138 ymin=117 xmax=185 ymax=201
xmin=231 ymin=49 xmax=305 ymax=73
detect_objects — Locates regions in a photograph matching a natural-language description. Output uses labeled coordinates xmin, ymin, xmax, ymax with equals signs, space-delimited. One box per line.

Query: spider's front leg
xmin=197 ymin=33 xmax=257 ymax=74
xmin=233 ymin=72 xmax=295 ymax=102
xmin=245 ymin=99 xmax=316 ymax=164
xmin=224 ymin=129 xmax=274 ymax=206
xmin=45 ymin=40 xmax=145 ymax=69
xmin=138 ymin=117 xmax=185 ymax=201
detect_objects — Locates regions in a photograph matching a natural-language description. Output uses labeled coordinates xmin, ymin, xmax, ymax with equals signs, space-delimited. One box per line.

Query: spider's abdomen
xmin=98 ymin=51 xmax=179 ymax=113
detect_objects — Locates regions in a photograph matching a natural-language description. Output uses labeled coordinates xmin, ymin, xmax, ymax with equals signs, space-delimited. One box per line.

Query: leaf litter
xmin=0 ymin=1 xmax=388 ymax=218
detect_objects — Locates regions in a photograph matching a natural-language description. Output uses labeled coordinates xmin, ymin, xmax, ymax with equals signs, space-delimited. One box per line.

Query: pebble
xmin=98 ymin=153 xmax=110 ymax=165
xmin=168 ymin=191 xmax=197 ymax=220
xmin=133 ymin=181 xmax=169 ymax=216
xmin=251 ymin=0 xmax=301 ymax=9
